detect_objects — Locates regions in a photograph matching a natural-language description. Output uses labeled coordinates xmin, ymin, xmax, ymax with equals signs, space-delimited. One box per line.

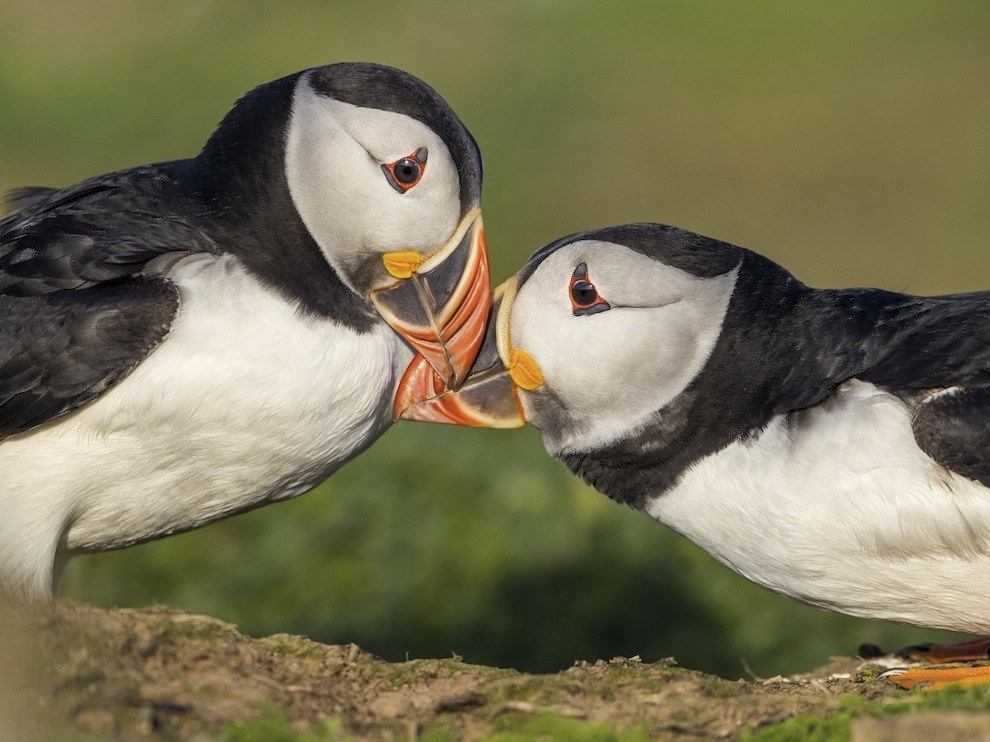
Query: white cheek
xmin=371 ymin=163 xmax=460 ymax=248
xmin=286 ymin=98 xmax=373 ymax=282
xmin=520 ymin=308 xmax=702 ymax=423
xmin=512 ymin=263 xmax=737 ymax=453
xmin=284 ymin=78 xmax=461 ymax=291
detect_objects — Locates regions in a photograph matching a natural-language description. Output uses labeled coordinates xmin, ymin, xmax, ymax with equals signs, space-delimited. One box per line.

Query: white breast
xmin=647 ymin=380 xmax=990 ymax=634
xmin=0 ymin=254 xmax=410 ymax=592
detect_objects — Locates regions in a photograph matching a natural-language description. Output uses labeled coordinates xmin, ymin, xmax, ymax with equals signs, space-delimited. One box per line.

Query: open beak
xmin=392 ymin=278 xmax=534 ymax=428
xmin=371 ymin=208 xmax=490 ymax=390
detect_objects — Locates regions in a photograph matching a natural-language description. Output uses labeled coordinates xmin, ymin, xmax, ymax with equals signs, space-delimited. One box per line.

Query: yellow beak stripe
xmin=383 ymin=251 xmax=424 ymax=279
xmin=508 ymin=349 xmax=544 ymax=391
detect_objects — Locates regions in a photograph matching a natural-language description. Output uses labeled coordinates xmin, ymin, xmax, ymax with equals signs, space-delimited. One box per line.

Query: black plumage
xmin=0 ymin=168 xmax=216 ymax=295
xmin=0 ymin=170 xmax=204 ymax=437
xmin=0 ymin=280 xmax=178 ymax=436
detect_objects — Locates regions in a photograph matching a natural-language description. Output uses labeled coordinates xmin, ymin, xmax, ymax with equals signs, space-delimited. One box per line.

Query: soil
xmin=5 ymin=601 xmax=989 ymax=740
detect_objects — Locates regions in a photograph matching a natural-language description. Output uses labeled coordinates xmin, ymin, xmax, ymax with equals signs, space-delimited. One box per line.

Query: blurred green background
xmin=3 ymin=1 xmax=988 ymax=679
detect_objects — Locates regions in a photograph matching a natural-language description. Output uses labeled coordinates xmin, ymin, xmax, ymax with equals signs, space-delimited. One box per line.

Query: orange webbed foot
xmin=882 ymin=664 xmax=990 ymax=691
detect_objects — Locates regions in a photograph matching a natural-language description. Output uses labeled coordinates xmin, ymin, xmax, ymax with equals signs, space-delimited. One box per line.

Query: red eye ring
xmin=382 ymin=147 xmax=428 ymax=193
xmin=569 ymin=263 xmax=611 ymax=316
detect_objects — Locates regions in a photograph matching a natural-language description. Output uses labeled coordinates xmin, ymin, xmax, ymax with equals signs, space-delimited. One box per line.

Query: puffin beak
xmin=392 ymin=279 xmax=531 ymax=428
xmin=371 ymin=208 xmax=490 ymax=390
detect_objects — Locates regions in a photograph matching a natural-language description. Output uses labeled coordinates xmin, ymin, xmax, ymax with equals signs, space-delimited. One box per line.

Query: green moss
xmin=260 ymin=635 xmax=328 ymax=662
xmin=419 ymin=729 xmax=458 ymax=742
xmin=743 ymin=712 xmax=852 ymax=742
xmin=752 ymin=684 xmax=990 ymax=741
xmin=156 ymin=614 xmax=237 ymax=645
xmin=839 ymin=683 xmax=990 ymax=716
xmin=222 ymin=707 xmax=351 ymax=742
xmin=857 ymin=667 xmax=880 ymax=683
xmin=495 ymin=677 xmax=548 ymax=702
xmin=485 ymin=713 xmax=647 ymax=741
xmin=365 ymin=661 xmax=418 ymax=689
xmin=197 ymin=683 xmax=222 ymax=699
xmin=702 ymin=679 xmax=742 ymax=699
xmin=911 ymin=684 xmax=990 ymax=711
xmin=360 ymin=656 xmax=500 ymax=691
xmin=836 ymin=693 xmax=870 ymax=710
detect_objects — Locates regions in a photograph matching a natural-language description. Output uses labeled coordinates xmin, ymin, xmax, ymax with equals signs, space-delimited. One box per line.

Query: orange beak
xmin=392 ymin=279 xmax=527 ymax=428
xmin=371 ymin=209 xmax=490 ymax=394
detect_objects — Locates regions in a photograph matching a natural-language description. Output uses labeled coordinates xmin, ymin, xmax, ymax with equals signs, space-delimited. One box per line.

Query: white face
xmin=285 ymin=72 xmax=463 ymax=295
xmin=508 ymin=240 xmax=739 ymax=454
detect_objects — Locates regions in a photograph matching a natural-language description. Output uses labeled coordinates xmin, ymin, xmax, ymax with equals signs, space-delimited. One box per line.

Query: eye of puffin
xmin=571 ymin=280 xmax=597 ymax=305
xmin=382 ymin=147 xmax=428 ymax=193
xmin=569 ymin=262 xmax=611 ymax=316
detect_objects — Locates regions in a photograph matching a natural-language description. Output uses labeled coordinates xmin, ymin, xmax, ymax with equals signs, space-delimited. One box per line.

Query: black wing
xmin=0 ymin=163 xmax=213 ymax=436
xmin=0 ymin=281 xmax=179 ymax=436
xmin=0 ymin=164 xmax=214 ymax=296
xmin=841 ymin=290 xmax=990 ymax=486
xmin=2 ymin=186 xmax=60 ymax=215
xmin=749 ymin=280 xmax=990 ymax=487
xmin=912 ymin=387 xmax=990 ymax=486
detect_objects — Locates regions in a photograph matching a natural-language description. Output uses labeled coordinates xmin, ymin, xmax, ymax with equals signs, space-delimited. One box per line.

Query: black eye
xmin=382 ymin=147 xmax=429 ymax=193
xmin=571 ymin=280 xmax=598 ymax=306
xmin=569 ymin=262 xmax=610 ymax=316
xmin=393 ymin=158 xmax=420 ymax=184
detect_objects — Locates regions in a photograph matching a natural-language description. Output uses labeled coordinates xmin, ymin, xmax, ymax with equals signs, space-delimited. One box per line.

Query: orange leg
xmin=882 ymin=665 xmax=990 ymax=691
xmin=881 ymin=635 xmax=990 ymax=690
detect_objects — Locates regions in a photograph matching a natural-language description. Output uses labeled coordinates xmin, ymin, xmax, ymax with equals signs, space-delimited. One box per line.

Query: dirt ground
xmin=5 ymin=601 xmax=990 ymax=740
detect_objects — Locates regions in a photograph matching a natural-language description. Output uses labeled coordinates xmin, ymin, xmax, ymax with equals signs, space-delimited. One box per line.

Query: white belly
xmin=647 ymin=380 xmax=990 ymax=634
xmin=0 ymin=255 xmax=410 ymax=579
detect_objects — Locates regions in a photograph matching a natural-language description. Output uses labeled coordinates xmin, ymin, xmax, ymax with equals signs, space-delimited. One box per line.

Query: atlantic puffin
xmin=0 ymin=62 xmax=491 ymax=600
xmin=399 ymin=223 xmax=990 ymax=688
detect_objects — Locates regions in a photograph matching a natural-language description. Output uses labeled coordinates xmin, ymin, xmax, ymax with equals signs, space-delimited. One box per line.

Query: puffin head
xmin=395 ymin=224 xmax=742 ymax=454
xmin=288 ymin=63 xmax=488 ymax=390
xmin=199 ymin=62 xmax=489 ymax=396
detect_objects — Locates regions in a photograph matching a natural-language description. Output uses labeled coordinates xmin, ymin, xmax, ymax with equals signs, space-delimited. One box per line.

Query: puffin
xmin=0 ymin=62 xmax=491 ymax=600
xmin=398 ymin=223 xmax=990 ymax=689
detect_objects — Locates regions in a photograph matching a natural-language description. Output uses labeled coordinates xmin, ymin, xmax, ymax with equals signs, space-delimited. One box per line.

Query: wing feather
xmin=0 ymin=280 xmax=180 ymax=436
xmin=0 ymin=162 xmax=210 ymax=435
xmin=912 ymin=387 xmax=990 ymax=486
